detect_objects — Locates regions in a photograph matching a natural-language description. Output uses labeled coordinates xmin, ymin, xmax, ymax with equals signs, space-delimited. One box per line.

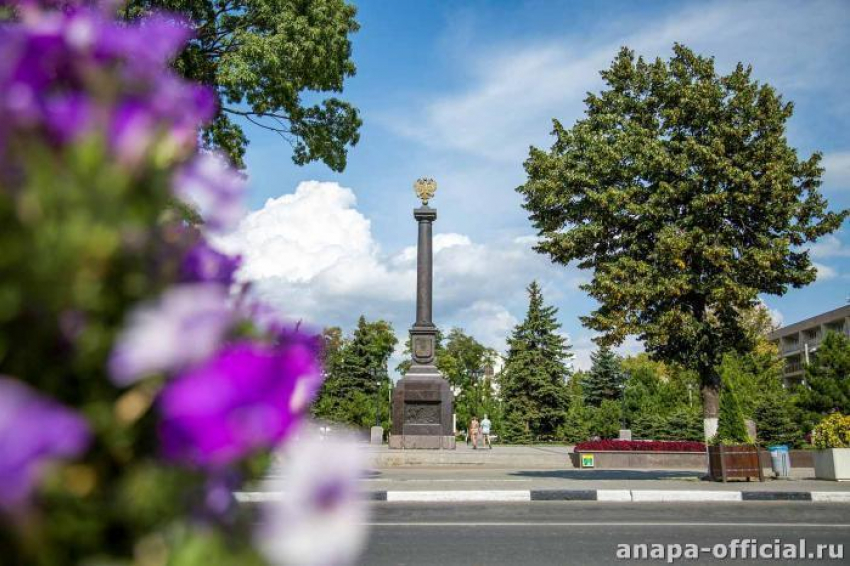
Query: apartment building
xmin=768 ymin=304 xmax=850 ymax=386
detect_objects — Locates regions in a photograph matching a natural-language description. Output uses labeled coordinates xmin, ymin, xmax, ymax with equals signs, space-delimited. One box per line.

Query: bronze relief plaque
xmin=404 ymin=402 xmax=441 ymax=425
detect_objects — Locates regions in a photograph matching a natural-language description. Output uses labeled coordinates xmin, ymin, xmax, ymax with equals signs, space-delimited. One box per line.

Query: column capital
xmin=413 ymin=206 xmax=437 ymax=222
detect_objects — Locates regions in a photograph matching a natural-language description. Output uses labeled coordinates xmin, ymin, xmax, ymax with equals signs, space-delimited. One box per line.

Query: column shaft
xmin=416 ymin=218 xmax=432 ymax=325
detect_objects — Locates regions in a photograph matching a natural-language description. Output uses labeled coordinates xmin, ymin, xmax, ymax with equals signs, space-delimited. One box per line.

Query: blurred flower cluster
xmin=0 ymin=1 xmax=365 ymax=564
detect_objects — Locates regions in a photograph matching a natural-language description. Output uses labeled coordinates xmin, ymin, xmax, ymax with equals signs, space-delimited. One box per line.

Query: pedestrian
xmin=469 ymin=416 xmax=480 ymax=449
xmin=481 ymin=414 xmax=492 ymax=449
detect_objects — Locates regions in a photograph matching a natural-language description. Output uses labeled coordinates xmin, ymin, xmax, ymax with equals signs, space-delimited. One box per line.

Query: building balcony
xmin=784 ymin=361 xmax=804 ymax=375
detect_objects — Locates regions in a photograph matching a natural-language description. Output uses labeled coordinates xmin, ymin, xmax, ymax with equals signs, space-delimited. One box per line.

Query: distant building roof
xmin=768 ymin=304 xmax=850 ymax=340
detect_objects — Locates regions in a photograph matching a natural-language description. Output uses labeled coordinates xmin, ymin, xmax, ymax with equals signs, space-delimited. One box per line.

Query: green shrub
xmin=588 ymin=399 xmax=622 ymax=439
xmin=812 ymin=413 xmax=850 ymax=449
xmin=557 ymin=400 xmax=592 ymax=443
xmin=658 ymin=407 xmax=704 ymax=441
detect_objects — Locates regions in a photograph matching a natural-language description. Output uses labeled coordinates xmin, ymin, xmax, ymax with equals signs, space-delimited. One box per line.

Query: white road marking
xmin=631 ymin=490 xmax=742 ymax=502
xmin=386 ymin=490 xmax=531 ymax=502
xmin=364 ymin=522 xmax=850 ymax=528
xmin=361 ymin=478 xmax=532 ymax=482
xmin=596 ymin=490 xmax=632 ymax=502
xmin=812 ymin=491 xmax=850 ymax=502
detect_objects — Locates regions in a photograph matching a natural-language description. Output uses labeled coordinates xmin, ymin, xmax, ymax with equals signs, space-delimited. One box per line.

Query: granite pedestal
xmin=390 ymin=369 xmax=455 ymax=450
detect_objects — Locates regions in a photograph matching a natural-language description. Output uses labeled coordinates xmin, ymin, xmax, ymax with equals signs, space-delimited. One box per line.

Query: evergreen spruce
xmin=501 ymin=281 xmax=572 ymax=441
xmin=754 ymin=393 xmax=803 ymax=447
xmin=584 ymin=345 xmax=626 ymax=407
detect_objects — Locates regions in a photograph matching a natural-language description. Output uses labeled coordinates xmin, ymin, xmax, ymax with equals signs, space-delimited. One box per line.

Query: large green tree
xmin=124 ymin=0 xmax=361 ymax=169
xmin=517 ymin=44 xmax=846 ymax=430
xmin=501 ymin=281 xmax=573 ymax=441
xmin=439 ymin=328 xmax=499 ymax=428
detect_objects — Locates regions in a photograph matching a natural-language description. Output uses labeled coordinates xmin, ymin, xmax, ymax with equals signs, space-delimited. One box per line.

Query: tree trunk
xmin=701 ymin=383 xmax=719 ymax=418
xmin=701 ymin=381 xmax=720 ymax=440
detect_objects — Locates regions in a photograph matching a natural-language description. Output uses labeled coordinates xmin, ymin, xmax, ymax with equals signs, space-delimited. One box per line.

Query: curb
xmin=235 ymin=490 xmax=850 ymax=504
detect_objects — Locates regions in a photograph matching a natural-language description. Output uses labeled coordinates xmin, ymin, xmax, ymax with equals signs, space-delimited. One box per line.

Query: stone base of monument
xmin=388 ymin=435 xmax=456 ymax=450
xmin=390 ymin=367 xmax=455 ymax=450
xmin=370 ymin=426 xmax=384 ymax=445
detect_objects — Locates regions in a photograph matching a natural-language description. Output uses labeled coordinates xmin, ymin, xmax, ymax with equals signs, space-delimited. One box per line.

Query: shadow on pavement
xmin=509 ymin=469 xmax=706 ymax=480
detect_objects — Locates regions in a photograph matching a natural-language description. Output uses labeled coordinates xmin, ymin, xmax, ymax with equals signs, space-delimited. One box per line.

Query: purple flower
xmin=277 ymin=328 xmax=324 ymax=414
xmin=43 ymin=92 xmax=92 ymax=143
xmin=0 ymin=377 xmax=90 ymax=511
xmin=173 ymin=152 xmax=245 ymax=233
xmin=94 ymin=13 xmax=192 ymax=79
xmin=109 ymin=284 xmax=234 ymax=386
xmin=158 ymin=339 xmax=321 ymax=468
xmin=257 ymin=431 xmax=368 ymax=566
xmin=0 ymin=5 xmax=215 ymax=165
xmin=181 ymin=240 xmax=241 ymax=285
xmin=108 ymin=99 xmax=156 ymax=164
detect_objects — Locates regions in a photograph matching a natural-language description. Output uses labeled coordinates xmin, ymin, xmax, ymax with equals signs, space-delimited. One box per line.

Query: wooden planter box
xmin=708 ymin=444 xmax=764 ymax=482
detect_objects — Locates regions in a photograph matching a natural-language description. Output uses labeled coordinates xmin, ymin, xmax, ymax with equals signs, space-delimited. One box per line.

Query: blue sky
xmin=222 ymin=0 xmax=850 ymax=370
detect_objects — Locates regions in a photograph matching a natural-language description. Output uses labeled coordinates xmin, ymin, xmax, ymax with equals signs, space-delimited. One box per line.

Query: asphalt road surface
xmin=358 ymin=502 xmax=850 ymax=566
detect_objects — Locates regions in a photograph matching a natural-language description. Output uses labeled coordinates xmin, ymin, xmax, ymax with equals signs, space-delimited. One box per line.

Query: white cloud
xmin=384 ymin=0 xmax=849 ymax=169
xmin=808 ymin=234 xmax=850 ymax=259
xmin=393 ymin=233 xmax=472 ymax=265
xmin=571 ymin=334 xmax=645 ymax=372
xmin=768 ymin=307 xmax=784 ymax=329
xmin=513 ymin=235 xmax=540 ymax=246
xmin=822 ymin=152 xmax=850 ymax=191
xmin=449 ymin=301 xmax=518 ymax=351
xmin=814 ymin=262 xmax=838 ymax=281
xmin=218 ymin=181 xmax=584 ymax=357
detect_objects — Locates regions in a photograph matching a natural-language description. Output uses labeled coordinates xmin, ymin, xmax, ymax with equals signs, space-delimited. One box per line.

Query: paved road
xmin=358 ymin=502 xmax=850 ymax=565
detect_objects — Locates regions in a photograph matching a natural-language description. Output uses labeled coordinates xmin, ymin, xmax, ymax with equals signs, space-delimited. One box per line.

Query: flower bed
xmin=571 ymin=440 xmax=708 ymax=469
xmin=575 ymin=440 xmax=706 ymax=452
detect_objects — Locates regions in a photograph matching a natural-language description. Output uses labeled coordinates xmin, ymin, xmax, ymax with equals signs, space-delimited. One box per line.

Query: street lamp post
xmin=370 ymin=367 xmax=382 ymax=428
xmin=618 ymin=382 xmax=627 ymax=432
xmin=471 ymin=368 xmax=484 ymax=417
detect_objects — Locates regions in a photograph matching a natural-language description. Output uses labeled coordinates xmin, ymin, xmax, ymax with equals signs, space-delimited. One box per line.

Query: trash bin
xmin=769 ymin=445 xmax=790 ymax=478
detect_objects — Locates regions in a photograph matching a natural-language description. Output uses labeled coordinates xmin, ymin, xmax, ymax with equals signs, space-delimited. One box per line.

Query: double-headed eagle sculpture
xmin=414 ymin=177 xmax=437 ymax=205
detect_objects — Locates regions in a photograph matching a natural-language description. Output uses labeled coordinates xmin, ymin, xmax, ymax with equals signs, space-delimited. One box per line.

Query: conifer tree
xmin=798 ymin=331 xmax=850 ymax=431
xmin=754 ymin=392 xmax=802 ymax=447
xmin=584 ymin=345 xmax=626 ymax=407
xmin=557 ymin=373 xmax=591 ymax=443
xmin=716 ymin=375 xmax=750 ymax=444
xmin=312 ymin=316 xmax=397 ymax=428
xmin=501 ymin=281 xmax=573 ymax=441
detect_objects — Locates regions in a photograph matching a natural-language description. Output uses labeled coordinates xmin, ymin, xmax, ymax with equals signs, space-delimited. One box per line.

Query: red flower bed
xmin=574 ymin=440 xmax=706 ymax=452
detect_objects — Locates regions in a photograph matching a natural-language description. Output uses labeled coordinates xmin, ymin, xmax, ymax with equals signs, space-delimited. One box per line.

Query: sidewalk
xmin=366 ymin=443 xmax=574 ymax=468
xmin=250 ymin=444 xmax=850 ymax=504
